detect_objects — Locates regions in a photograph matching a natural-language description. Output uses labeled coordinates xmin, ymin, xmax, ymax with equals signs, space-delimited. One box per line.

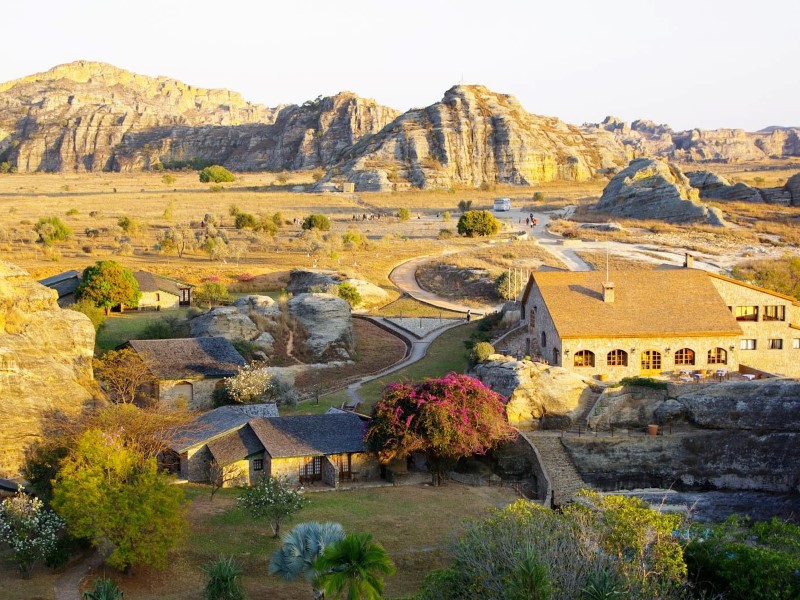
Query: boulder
xmin=287 ymin=293 xmax=355 ymax=360
xmin=342 ymin=278 xmax=389 ymax=306
xmin=595 ymin=158 xmax=727 ymax=225
xmin=0 ymin=261 xmax=95 ymax=477
xmin=189 ymin=306 xmax=261 ymax=341
xmin=287 ymin=269 xmax=389 ymax=307
xmin=686 ymin=170 xmax=765 ymax=202
xmin=785 ymin=172 xmax=800 ymax=206
xmin=471 ymin=357 xmax=597 ymax=428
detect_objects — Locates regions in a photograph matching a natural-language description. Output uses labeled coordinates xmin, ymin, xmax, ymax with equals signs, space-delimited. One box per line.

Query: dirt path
xmin=54 ymin=552 xmax=105 ymax=600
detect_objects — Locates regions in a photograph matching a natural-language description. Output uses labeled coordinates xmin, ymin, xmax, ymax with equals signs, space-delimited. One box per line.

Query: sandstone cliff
xmin=0 ymin=61 xmax=398 ymax=173
xmin=595 ymin=158 xmax=727 ymax=225
xmin=321 ymin=85 xmax=630 ymax=191
xmin=0 ymin=261 xmax=95 ymax=477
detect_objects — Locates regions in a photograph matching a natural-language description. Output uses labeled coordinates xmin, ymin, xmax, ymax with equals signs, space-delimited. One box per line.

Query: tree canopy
xmin=52 ymin=428 xmax=187 ymax=571
xmin=457 ymin=210 xmax=500 ymax=237
xmin=199 ymin=165 xmax=235 ymax=183
xmin=76 ymin=260 xmax=141 ymax=314
xmin=365 ymin=373 xmax=516 ymax=484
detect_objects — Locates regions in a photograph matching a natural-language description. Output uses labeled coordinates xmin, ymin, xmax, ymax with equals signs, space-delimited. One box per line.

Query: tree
xmin=157 ymin=225 xmax=191 ymax=258
xmin=302 ymin=214 xmax=331 ymax=231
xmin=94 ymin=348 xmax=155 ymax=404
xmin=457 ymin=210 xmax=500 ymax=237
xmin=234 ymin=212 xmax=258 ymax=229
xmin=495 ymin=271 xmax=523 ymax=301
xmin=337 ymin=282 xmax=362 ymax=308
xmin=195 ymin=280 xmax=230 ymax=307
xmin=223 ymin=362 xmax=273 ymax=404
xmin=68 ymin=298 xmax=107 ymax=331
xmin=52 ymin=428 xmax=187 ymax=572
xmin=34 ymin=216 xmax=72 ymax=245
xmin=314 ymin=532 xmax=396 ymax=600
xmin=206 ymin=460 xmax=243 ymax=501
xmin=76 ymin=260 xmax=141 ymax=314
xmin=202 ymin=556 xmax=247 ymax=600
xmin=365 ymin=373 xmax=516 ymax=485
xmin=269 ymin=522 xmax=345 ymax=599
xmin=237 ymin=475 xmax=308 ymax=538
xmin=199 ymin=165 xmax=235 ymax=183
xmin=457 ymin=199 xmax=473 ymax=213
xmin=0 ymin=487 xmax=64 ymax=578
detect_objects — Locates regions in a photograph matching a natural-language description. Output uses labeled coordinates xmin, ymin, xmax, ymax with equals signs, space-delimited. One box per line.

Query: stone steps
xmin=567 ymin=390 xmax=603 ymax=433
xmin=524 ymin=433 xmax=591 ymax=507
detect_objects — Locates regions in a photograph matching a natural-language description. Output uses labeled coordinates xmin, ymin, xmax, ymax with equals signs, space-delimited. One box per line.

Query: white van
xmin=493 ymin=197 xmax=512 ymax=211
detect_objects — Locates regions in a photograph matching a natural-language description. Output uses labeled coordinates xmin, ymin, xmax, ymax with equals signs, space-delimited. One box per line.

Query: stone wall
xmin=158 ymin=378 xmax=220 ymax=410
xmin=138 ymin=291 xmax=180 ymax=310
xmin=709 ymin=276 xmax=800 ymax=377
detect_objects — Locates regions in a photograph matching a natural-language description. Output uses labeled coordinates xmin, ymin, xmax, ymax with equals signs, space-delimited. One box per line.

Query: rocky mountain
xmin=318 ymin=85 xmax=631 ymax=191
xmin=588 ymin=116 xmax=800 ymax=163
xmin=0 ymin=61 xmax=398 ymax=173
xmin=0 ymin=261 xmax=95 ymax=477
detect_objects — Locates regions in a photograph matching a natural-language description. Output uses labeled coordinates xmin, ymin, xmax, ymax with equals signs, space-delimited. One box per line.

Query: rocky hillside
xmin=0 ymin=261 xmax=95 ymax=477
xmin=586 ymin=116 xmax=800 ymax=163
xmin=0 ymin=61 xmax=398 ymax=173
xmin=319 ymin=85 xmax=631 ymax=191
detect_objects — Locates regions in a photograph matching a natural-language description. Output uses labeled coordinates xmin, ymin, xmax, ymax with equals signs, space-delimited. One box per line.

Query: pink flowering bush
xmin=237 ymin=272 xmax=255 ymax=282
xmin=365 ymin=373 xmax=516 ymax=485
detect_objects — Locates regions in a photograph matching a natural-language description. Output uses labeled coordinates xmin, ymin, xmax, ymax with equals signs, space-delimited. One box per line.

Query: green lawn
xmin=95 ymin=308 xmax=193 ymax=352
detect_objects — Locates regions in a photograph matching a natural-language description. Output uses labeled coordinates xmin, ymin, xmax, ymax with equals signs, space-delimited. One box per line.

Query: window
xmin=674 ymin=348 xmax=695 ymax=365
xmin=574 ymin=350 xmax=595 ymax=367
xmin=740 ymin=339 xmax=756 ymax=350
xmin=253 ymin=458 xmax=263 ymax=471
xmin=300 ymin=456 xmax=322 ymax=483
xmin=607 ymin=349 xmax=628 ymax=366
xmin=708 ymin=348 xmax=728 ymax=364
xmin=552 ymin=348 xmax=559 ymax=366
xmin=768 ymin=339 xmax=783 ymax=350
xmin=735 ymin=306 xmax=758 ymax=321
xmin=763 ymin=305 xmax=785 ymax=321
xmin=640 ymin=350 xmax=662 ymax=372
xmin=541 ymin=332 xmax=547 ymax=347
xmin=793 ymin=339 xmax=800 ymax=350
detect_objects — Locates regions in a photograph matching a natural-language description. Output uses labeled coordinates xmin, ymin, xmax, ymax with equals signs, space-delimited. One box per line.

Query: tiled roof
xmin=207 ymin=426 xmax=264 ymax=465
xmin=170 ymin=404 xmax=279 ymax=452
xmin=531 ymin=269 xmax=742 ymax=339
xmin=133 ymin=271 xmax=190 ymax=295
xmin=38 ymin=270 xmax=80 ymax=299
xmin=249 ymin=414 xmax=368 ymax=458
xmin=127 ymin=337 xmax=245 ymax=380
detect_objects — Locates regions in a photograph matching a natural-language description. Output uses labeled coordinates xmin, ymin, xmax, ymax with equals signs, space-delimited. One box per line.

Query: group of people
xmin=524 ymin=213 xmax=538 ymax=228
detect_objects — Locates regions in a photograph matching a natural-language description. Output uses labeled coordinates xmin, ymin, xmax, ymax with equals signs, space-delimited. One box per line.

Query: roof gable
xmin=532 ymin=269 xmax=742 ymax=339
xmin=133 ymin=270 xmax=190 ymax=295
xmin=207 ymin=426 xmax=264 ymax=465
xmin=170 ymin=403 xmax=279 ymax=452
xmin=249 ymin=414 xmax=368 ymax=458
xmin=127 ymin=337 xmax=245 ymax=380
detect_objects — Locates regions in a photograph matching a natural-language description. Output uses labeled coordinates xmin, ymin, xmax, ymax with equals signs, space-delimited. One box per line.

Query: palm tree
xmin=269 ymin=521 xmax=345 ymax=600
xmin=313 ymin=533 xmax=396 ymax=600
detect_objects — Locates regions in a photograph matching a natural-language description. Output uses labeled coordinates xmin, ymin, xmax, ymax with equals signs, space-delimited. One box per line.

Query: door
xmin=640 ymin=350 xmax=662 ymax=376
xmin=300 ymin=456 xmax=322 ymax=483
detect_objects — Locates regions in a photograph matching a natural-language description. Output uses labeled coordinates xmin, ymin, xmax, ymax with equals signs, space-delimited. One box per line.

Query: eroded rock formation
xmin=685 ymin=170 xmax=765 ymax=202
xmin=0 ymin=261 xmax=95 ymax=477
xmin=189 ymin=295 xmax=280 ymax=353
xmin=286 ymin=269 xmax=389 ymax=307
xmin=287 ymin=293 xmax=355 ymax=360
xmin=785 ymin=172 xmax=800 ymax=206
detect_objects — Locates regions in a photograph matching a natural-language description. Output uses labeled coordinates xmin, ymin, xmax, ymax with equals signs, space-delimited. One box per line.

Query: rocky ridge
xmin=0 ymin=261 xmax=95 ymax=477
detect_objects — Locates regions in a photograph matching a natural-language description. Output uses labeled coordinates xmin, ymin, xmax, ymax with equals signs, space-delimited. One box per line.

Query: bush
xmin=34 ymin=216 xmax=72 ymax=245
xmin=68 ymin=298 xmax=107 ymax=331
xmin=442 ymin=211 xmax=451 ymax=221
xmin=234 ymin=212 xmax=258 ymax=229
xmin=398 ymin=207 xmax=411 ymax=222
xmin=457 ymin=210 xmax=500 ymax=237
xmin=470 ymin=341 xmax=495 ymax=365
xmin=438 ymin=228 xmax=454 ymax=239
xmin=337 ymin=282 xmax=362 ymax=307
xmin=83 ymin=577 xmax=124 ymax=600
xmin=199 ymin=165 xmax=235 ymax=183
xmin=457 ymin=199 xmax=473 ymax=213
xmin=533 ymin=192 xmax=545 ymax=202
xmin=117 ymin=216 xmax=141 ymax=236
xmin=302 ymin=214 xmax=331 ymax=231
xmin=202 ymin=556 xmax=246 ymax=600
xmin=495 ymin=271 xmax=523 ymax=301
xmin=161 ymin=173 xmax=176 ymax=185
xmin=66 ymin=208 xmax=79 ymax=216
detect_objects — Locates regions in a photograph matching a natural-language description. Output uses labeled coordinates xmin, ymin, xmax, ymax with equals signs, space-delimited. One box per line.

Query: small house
xmin=124 ymin=337 xmax=245 ymax=409
xmin=133 ymin=271 xmax=192 ymax=309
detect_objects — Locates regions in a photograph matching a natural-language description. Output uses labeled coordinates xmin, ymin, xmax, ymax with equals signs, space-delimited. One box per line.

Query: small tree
xmin=69 ymin=298 xmax=107 ymax=331
xmin=93 ymin=348 xmax=154 ymax=404
xmin=234 ymin=212 xmax=258 ymax=229
xmin=302 ymin=214 xmax=331 ymax=231
xmin=202 ymin=556 xmax=247 ymax=600
xmin=206 ymin=460 xmax=243 ymax=501
xmin=398 ymin=207 xmax=411 ymax=222
xmin=195 ymin=280 xmax=230 ymax=307
xmin=314 ymin=532 xmax=396 ymax=600
xmin=223 ymin=362 xmax=273 ymax=404
xmin=117 ymin=216 xmax=142 ymax=237
xmin=365 ymin=373 xmax=516 ymax=485
xmin=337 ymin=282 xmax=362 ymax=308
xmin=269 ymin=522 xmax=345 ymax=599
xmin=457 ymin=199 xmax=473 ymax=213
xmin=457 ymin=210 xmax=500 ymax=237
xmin=200 ymin=165 xmax=235 ymax=183
xmin=34 ymin=216 xmax=72 ymax=245
xmin=157 ymin=225 xmax=191 ymax=258
xmin=0 ymin=487 xmax=64 ymax=578
xmin=237 ymin=475 xmax=309 ymax=538
xmin=76 ymin=260 xmax=141 ymax=314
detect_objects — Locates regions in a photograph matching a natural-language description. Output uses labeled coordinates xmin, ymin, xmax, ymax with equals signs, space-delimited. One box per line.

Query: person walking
xmin=466 ymin=309 xmax=471 ymax=323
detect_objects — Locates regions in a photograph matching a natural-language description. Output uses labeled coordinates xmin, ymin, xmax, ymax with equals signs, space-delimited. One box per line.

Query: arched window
xmin=574 ymin=350 xmax=595 ymax=367
xmin=173 ymin=381 xmax=194 ymax=408
xmin=708 ymin=348 xmax=727 ymax=364
xmin=674 ymin=348 xmax=695 ymax=366
xmin=552 ymin=347 xmax=559 ymax=366
xmin=541 ymin=331 xmax=547 ymax=347
xmin=607 ymin=349 xmax=628 ymax=366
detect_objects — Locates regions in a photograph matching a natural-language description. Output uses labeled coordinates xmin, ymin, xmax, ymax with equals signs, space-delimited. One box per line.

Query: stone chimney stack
xmin=684 ymin=253 xmax=694 ymax=268
xmin=602 ymin=281 xmax=615 ymax=303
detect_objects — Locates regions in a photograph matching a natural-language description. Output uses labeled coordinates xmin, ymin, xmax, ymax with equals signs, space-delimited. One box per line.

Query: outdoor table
xmin=742 ymin=374 xmax=756 ymax=381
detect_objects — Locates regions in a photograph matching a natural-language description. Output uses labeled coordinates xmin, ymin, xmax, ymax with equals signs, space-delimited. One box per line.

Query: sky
xmin=3 ymin=0 xmax=798 ymax=131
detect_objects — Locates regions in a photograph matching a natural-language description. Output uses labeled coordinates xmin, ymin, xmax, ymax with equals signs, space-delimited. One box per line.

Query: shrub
xmin=66 ymin=208 xmax=79 ymax=216
xmin=398 ymin=207 xmax=411 ymax=222
xmin=68 ymin=298 xmax=107 ymax=331
xmin=234 ymin=212 xmax=258 ymax=229
xmin=82 ymin=577 xmax=124 ymax=600
xmin=438 ymin=228 xmax=454 ymax=239
xmin=202 ymin=556 xmax=246 ymax=600
xmin=302 ymin=214 xmax=331 ymax=231
xmin=442 ymin=211 xmax=451 ymax=221
xmin=237 ymin=476 xmax=308 ymax=538
xmin=533 ymin=191 xmax=545 ymax=202
xmin=469 ymin=341 xmax=495 ymax=366
xmin=199 ymin=165 xmax=235 ymax=183
xmin=117 ymin=216 xmax=142 ymax=236
xmin=34 ymin=216 xmax=72 ymax=245
xmin=337 ymin=282 xmax=362 ymax=307
xmin=195 ymin=281 xmax=230 ymax=307
xmin=161 ymin=173 xmax=176 ymax=185
xmin=0 ymin=487 xmax=64 ymax=578
xmin=457 ymin=210 xmax=500 ymax=237
xmin=457 ymin=199 xmax=473 ymax=213
xmin=223 ymin=362 xmax=273 ymax=404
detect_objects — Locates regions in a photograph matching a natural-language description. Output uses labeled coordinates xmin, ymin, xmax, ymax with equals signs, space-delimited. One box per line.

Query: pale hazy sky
xmin=4 ymin=0 xmax=798 ymax=131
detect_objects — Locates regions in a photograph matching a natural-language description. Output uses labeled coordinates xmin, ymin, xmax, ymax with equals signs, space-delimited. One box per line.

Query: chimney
xmin=602 ymin=281 xmax=615 ymax=303
xmin=684 ymin=253 xmax=694 ymax=269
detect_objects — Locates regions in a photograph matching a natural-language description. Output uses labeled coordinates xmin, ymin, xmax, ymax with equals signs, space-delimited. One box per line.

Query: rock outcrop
xmin=595 ymin=158 xmax=727 ymax=225
xmin=785 ymin=172 xmax=800 ymax=206
xmin=287 ymin=293 xmax=355 ymax=360
xmin=189 ymin=295 xmax=280 ymax=352
xmin=685 ymin=170 xmax=765 ymax=202
xmin=0 ymin=261 xmax=95 ymax=477
xmin=471 ymin=356 xmax=598 ymax=429
xmin=286 ymin=269 xmax=389 ymax=307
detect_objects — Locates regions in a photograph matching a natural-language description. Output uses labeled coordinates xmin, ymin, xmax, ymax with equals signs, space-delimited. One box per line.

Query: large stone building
xmin=520 ymin=265 xmax=800 ymax=379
